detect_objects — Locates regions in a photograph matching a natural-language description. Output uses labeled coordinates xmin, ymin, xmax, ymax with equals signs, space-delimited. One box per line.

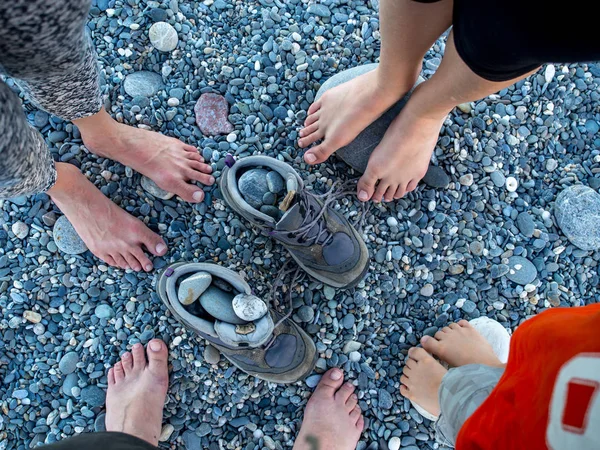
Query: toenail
xmin=358 ymin=190 xmax=369 ymax=201
xmin=209 ymin=177 xmax=215 ymax=184
xmin=156 ymin=243 xmax=167 ymax=254
xmin=305 ymin=153 xmax=316 ymax=163
xmin=149 ymin=341 xmax=162 ymax=352
xmin=123 ymin=353 xmax=130 ymax=359
xmin=330 ymin=369 xmax=342 ymax=380
xmin=421 ymin=336 xmax=431 ymax=343
xmin=193 ymin=191 xmax=204 ymax=202
xmin=145 ymin=264 xmax=153 ymax=271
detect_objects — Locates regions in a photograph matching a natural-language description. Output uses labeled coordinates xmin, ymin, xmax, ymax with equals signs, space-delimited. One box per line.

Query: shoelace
xmin=263 ymin=180 xmax=370 ymax=351
xmin=269 ymin=179 xmax=369 ymax=245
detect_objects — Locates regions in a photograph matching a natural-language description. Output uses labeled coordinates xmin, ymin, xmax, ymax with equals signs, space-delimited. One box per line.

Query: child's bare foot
xmin=76 ymin=108 xmax=214 ymax=203
xmin=106 ymin=340 xmax=169 ymax=446
xmin=48 ymin=163 xmax=167 ymax=271
xmin=293 ymin=368 xmax=364 ymax=450
xmin=300 ymin=67 xmax=418 ymax=166
xmin=421 ymin=320 xmax=504 ymax=368
xmin=400 ymin=347 xmax=447 ymax=417
xmin=355 ymin=83 xmax=446 ymax=202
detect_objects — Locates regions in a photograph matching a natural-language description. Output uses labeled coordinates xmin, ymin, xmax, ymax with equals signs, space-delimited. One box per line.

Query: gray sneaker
xmin=220 ymin=155 xmax=369 ymax=288
xmin=156 ymin=262 xmax=317 ymax=384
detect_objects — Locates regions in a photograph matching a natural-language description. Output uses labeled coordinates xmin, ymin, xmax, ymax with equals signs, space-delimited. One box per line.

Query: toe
xmin=458 ymin=319 xmax=471 ymax=328
xmin=139 ymin=228 xmax=167 ymax=257
xmin=356 ymin=415 xmax=365 ymax=430
xmin=307 ymin=100 xmax=321 ymax=115
xmin=314 ymin=368 xmax=344 ymax=397
xmin=299 ymin=130 xmax=325 ymax=149
xmin=373 ymin=181 xmax=390 ymax=204
xmin=394 ymin=184 xmax=407 ymax=200
xmin=449 ymin=323 xmax=461 ymax=330
xmin=299 ymin=122 xmax=319 ymax=137
xmin=335 ymin=382 xmax=355 ymax=404
xmin=146 ymin=339 xmax=169 ymax=380
xmin=400 ymin=385 xmax=411 ymax=399
xmin=434 ymin=330 xmax=445 ymax=340
xmin=304 ymin=111 xmax=320 ymax=127
xmin=357 ymin=167 xmax=379 ymax=202
xmin=121 ymin=352 xmax=133 ymax=375
xmin=400 ymin=374 xmax=410 ymax=386
xmin=107 ymin=368 xmax=115 ymax=386
xmin=186 ymin=168 xmax=215 ymax=186
xmin=132 ymin=343 xmax=146 ymax=370
xmin=183 ymin=144 xmax=199 ymax=153
xmin=406 ymin=179 xmax=418 ymax=193
xmin=345 ymin=393 xmax=358 ymax=411
xmin=303 ymin=141 xmax=335 ymax=164
xmin=130 ymin=247 xmax=153 ymax=272
xmin=383 ymin=185 xmax=397 ymax=203
xmin=405 ymin=357 xmax=417 ymax=370
xmin=113 ymin=361 xmax=125 ymax=382
xmin=420 ymin=336 xmax=442 ymax=354
xmin=103 ymin=255 xmax=118 ymax=267
xmin=174 ymin=181 xmax=206 ymax=203
xmin=111 ymin=254 xmax=129 ymax=270
xmin=188 ymin=160 xmax=214 ymax=176
xmin=123 ymin=252 xmax=142 ymax=272
xmin=408 ymin=347 xmax=430 ymax=362
xmin=349 ymin=405 xmax=362 ymax=422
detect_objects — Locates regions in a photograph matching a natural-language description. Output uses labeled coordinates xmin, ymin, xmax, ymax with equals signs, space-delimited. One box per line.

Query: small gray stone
xmin=11 ymin=221 xmax=28 ymax=239
xmin=262 ymin=192 xmax=277 ymax=206
xmin=490 ymin=171 xmax=506 ymax=188
xmin=177 ymin=272 xmax=212 ymax=305
xmin=305 ymin=374 xmax=321 ymax=388
xmin=95 ymin=304 xmax=115 ymax=319
xmin=342 ymin=314 xmax=356 ymax=329
xmin=53 ymin=216 xmax=88 ymax=255
xmin=420 ymin=283 xmax=434 ymax=297
xmin=149 ymin=22 xmax=178 ymax=52
xmin=507 ymin=256 xmax=537 ymax=285
xmin=8 ymin=196 xmax=27 ymax=206
xmin=232 ymin=294 xmax=268 ymax=321
xmin=141 ymin=176 xmax=174 ymax=200
xmin=124 ymin=71 xmax=164 ymax=98
xmin=239 ymin=168 xmax=270 ymax=209
xmin=203 ymin=345 xmax=221 ymax=365
xmin=12 ymin=389 xmax=28 ymax=399
xmin=422 ymin=166 xmax=450 ymax=189
xmin=59 ymin=352 xmax=79 ymax=375
xmin=323 ymin=285 xmax=336 ymax=300
xmin=555 ymin=185 xmax=600 ymax=250
xmin=81 ymin=385 xmax=106 ymax=408
xmin=307 ymin=3 xmax=331 ymax=17
xmin=297 ymin=305 xmax=314 ymax=323
xmin=260 ymin=205 xmax=280 ymax=220
xmin=349 ymin=351 xmax=361 ymax=362
xmin=461 ymin=300 xmax=477 ymax=314
xmin=199 ymin=286 xmax=247 ymax=324
xmin=266 ymin=171 xmax=285 ymax=194
xmin=378 ymin=389 xmax=393 ymax=409
xmin=62 ymin=373 xmax=78 ymax=397
xmin=516 ymin=212 xmax=535 ymax=238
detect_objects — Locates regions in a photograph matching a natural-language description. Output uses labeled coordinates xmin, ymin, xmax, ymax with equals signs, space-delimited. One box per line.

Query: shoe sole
xmin=220 ymin=161 xmax=369 ymax=289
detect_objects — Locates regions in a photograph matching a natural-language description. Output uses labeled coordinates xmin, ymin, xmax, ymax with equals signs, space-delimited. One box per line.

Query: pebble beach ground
xmin=1 ymin=0 xmax=600 ymax=449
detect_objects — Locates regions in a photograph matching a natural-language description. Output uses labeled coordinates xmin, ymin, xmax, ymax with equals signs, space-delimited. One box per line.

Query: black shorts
xmin=415 ymin=0 xmax=600 ymax=82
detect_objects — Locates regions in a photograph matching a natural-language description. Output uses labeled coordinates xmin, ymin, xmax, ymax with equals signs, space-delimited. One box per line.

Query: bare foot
xmin=399 ymin=347 xmax=447 ymax=417
xmin=299 ymin=67 xmax=418 ymax=166
xmin=76 ymin=108 xmax=214 ymax=203
xmin=293 ymin=368 xmax=364 ymax=450
xmin=48 ymin=163 xmax=167 ymax=271
xmin=106 ymin=340 xmax=169 ymax=447
xmin=355 ymin=84 xmax=446 ymax=202
xmin=421 ymin=320 xmax=504 ymax=368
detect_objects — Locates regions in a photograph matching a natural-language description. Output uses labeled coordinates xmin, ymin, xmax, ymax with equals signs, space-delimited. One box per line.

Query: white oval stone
xmin=469 ymin=317 xmax=511 ymax=363
xmin=149 ymin=22 xmax=178 ymax=52
xmin=505 ymin=176 xmax=518 ymax=192
xmin=12 ymin=221 xmax=28 ymax=239
xmin=232 ymin=294 xmax=268 ymax=321
xmin=544 ymin=64 xmax=555 ymax=84
xmin=388 ymin=437 xmax=401 ymax=450
xmin=177 ymin=272 xmax=213 ymax=305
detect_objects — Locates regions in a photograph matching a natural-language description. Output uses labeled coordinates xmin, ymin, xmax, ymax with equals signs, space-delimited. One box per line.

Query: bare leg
xmin=293 ymin=368 xmax=364 ymax=450
xmin=106 ymin=340 xmax=169 ymax=446
xmin=75 ymin=108 xmax=214 ymax=203
xmin=357 ymin=32 xmax=540 ymax=202
xmin=48 ymin=163 xmax=167 ymax=271
xmin=299 ymin=0 xmax=453 ymax=164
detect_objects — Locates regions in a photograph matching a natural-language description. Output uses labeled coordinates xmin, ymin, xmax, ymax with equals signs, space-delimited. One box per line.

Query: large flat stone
xmin=555 ymin=185 xmax=600 ymax=251
xmin=315 ymin=64 xmax=448 ymax=188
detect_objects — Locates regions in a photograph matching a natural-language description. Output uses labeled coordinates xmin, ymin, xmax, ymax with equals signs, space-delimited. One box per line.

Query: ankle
xmin=47 ymin=163 xmax=82 ymax=201
xmin=374 ymin=64 xmax=421 ymax=99
xmin=74 ymin=108 xmax=121 ymax=152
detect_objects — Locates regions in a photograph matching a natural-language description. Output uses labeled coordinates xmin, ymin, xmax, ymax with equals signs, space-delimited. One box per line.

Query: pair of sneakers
xmin=156 ymin=156 xmax=369 ymax=383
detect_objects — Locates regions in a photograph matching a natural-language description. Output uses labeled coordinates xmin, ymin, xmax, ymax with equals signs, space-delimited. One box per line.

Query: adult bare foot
xmin=355 ymin=83 xmax=446 ymax=202
xmin=48 ymin=163 xmax=167 ymax=271
xmin=75 ymin=108 xmax=214 ymax=203
xmin=293 ymin=368 xmax=364 ymax=450
xmin=421 ymin=320 xmax=505 ymax=368
xmin=106 ymin=340 xmax=169 ymax=446
xmin=299 ymin=67 xmax=419 ymax=166
xmin=400 ymin=347 xmax=447 ymax=417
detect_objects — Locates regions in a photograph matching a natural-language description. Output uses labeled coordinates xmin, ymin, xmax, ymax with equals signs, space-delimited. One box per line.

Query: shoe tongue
xmin=275 ymin=202 xmax=304 ymax=231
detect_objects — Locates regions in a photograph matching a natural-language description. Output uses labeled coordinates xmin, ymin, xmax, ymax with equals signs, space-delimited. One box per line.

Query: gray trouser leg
xmin=0 ymin=0 xmax=103 ymax=198
xmin=435 ymin=364 xmax=505 ymax=447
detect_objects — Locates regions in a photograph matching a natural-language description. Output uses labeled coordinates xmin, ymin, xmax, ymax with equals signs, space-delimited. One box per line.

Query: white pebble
xmin=348 ymin=351 xmax=361 ymax=362
xmin=388 ymin=437 xmax=401 ymax=450
xmin=226 ymin=133 xmax=237 ymax=143
xmin=149 ymin=22 xmax=178 ymax=52
xmin=291 ymin=32 xmax=302 ymax=42
xmin=23 ymin=310 xmax=41 ymax=324
xmin=386 ymin=217 xmax=398 ymax=227
xmin=544 ymin=64 xmax=555 ymax=84
xmin=505 ymin=176 xmax=518 ymax=192
xmin=459 ymin=173 xmax=474 ymax=186
xmin=427 ymin=200 xmax=436 ymax=212
xmin=546 ymin=158 xmax=558 ymax=172
xmin=541 ymin=210 xmax=551 ymax=221
xmin=167 ymin=97 xmax=180 ymax=107
xmin=455 ymin=298 xmax=466 ymax=308
xmin=12 ymin=221 xmax=29 ymax=239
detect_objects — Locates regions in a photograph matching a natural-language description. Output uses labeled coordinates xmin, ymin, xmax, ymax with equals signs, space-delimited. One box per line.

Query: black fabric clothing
xmin=39 ymin=432 xmax=156 ymax=450
xmin=414 ymin=0 xmax=600 ymax=81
